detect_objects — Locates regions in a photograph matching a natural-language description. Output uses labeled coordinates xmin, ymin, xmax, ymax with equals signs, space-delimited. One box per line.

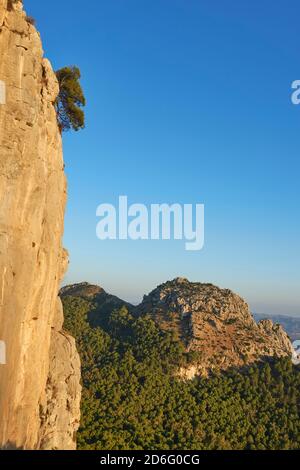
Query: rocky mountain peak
xmin=139 ymin=278 xmax=293 ymax=376
xmin=60 ymin=278 xmax=294 ymax=378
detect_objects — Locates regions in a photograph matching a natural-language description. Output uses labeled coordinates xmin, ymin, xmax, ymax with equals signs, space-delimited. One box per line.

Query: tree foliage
xmin=55 ymin=66 xmax=86 ymax=132
xmin=63 ymin=296 xmax=300 ymax=450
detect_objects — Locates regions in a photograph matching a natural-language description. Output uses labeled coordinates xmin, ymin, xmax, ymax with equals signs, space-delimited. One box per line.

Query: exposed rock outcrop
xmin=0 ymin=0 xmax=81 ymax=449
xmin=139 ymin=278 xmax=294 ymax=377
xmin=254 ymin=313 xmax=300 ymax=342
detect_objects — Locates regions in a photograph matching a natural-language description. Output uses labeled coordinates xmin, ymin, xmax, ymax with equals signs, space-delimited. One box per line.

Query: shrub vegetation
xmin=63 ymin=296 xmax=300 ymax=450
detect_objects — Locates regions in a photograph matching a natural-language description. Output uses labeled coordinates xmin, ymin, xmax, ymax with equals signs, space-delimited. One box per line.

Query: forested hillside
xmin=63 ymin=295 xmax=300 ymax=450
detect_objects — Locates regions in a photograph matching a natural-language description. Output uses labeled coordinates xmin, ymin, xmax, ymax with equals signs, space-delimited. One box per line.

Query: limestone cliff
xmin=0 ymin=0 xmax=81 ymax=449
xmin=139 ymin=278 xmax=294 ymax=377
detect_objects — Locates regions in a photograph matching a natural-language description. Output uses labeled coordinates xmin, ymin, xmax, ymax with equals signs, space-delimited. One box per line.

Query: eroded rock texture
xmin=139 ymin=278 xmax=293 ymax=377
xmin=0 ymin=0 xmax=81 ymax=449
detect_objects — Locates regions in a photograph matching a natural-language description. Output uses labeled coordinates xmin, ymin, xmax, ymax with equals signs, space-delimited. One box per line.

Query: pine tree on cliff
xmin=55 ymin=66 xmax=86 ymax=132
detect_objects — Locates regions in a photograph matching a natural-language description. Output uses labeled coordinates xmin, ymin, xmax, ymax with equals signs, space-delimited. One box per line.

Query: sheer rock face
xmin=139 ymin=278 xmax=293 ymax=377
xmin=0 ymin=0 xmax=81 ymax=449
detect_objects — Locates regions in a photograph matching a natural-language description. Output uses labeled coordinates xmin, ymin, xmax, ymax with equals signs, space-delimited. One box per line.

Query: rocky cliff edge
xmin=0 ymin=0 xmax=81 ymax=449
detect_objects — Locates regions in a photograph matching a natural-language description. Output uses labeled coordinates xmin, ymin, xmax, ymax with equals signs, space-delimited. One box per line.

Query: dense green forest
xmin=63 ymin=296 xmax=300 ymax=450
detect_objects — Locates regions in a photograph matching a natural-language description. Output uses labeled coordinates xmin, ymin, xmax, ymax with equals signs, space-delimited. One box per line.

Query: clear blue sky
xmin=27 ymin=0 xmax=300 ymax=314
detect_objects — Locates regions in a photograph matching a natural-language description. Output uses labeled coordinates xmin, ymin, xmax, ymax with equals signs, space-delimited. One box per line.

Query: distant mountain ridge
xmin=61 ymin=279 xmax=294 ymax=377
